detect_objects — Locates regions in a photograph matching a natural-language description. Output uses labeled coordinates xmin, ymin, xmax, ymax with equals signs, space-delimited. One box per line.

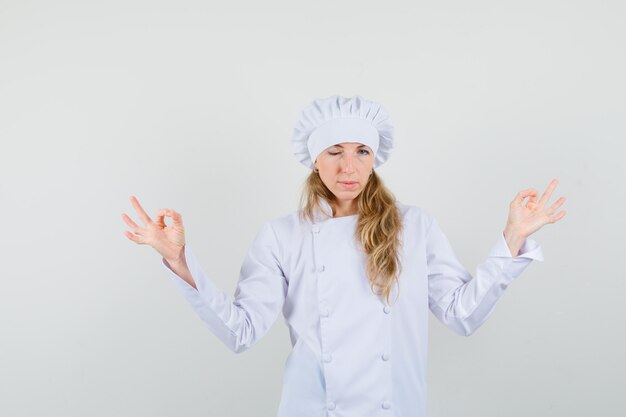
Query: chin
xmin=335 ymin=188 xmax=361 ymax=196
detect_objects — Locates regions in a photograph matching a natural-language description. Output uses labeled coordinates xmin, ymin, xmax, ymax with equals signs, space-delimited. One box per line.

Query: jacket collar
xmin=312 ymin=199 xmax=334 ymax=223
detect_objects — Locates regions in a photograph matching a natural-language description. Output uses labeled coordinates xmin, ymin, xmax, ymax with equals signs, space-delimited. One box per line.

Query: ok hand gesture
xmin=121 ymin=195 xmax=186 ymax=262
xmin=506 ymin=179 xmax=567 ymax=239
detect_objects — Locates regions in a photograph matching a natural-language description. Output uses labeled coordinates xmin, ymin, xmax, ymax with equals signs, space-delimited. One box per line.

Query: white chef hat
xmin=291 ymin=95 xmax=396 ymax=170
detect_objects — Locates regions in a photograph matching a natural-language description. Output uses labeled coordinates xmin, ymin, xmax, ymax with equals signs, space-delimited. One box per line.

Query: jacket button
xmin=323 ymin=353 xmax=332 ymax=363
xmin=383 ymin=306 xmax=391 ymax=314
xmin=382 ymin=352 xmax=391 ymax=361
xmin=316 ymin=265 xmax=325 ymax=273
xmin=312 ymin=225 xmax=320 ymax=233
xmin=381 ymin=400 xmax=392 ymax=409
xmin=327 ymin=401 xmax=336 ymax=410
xmin=320 ymin=307 xmax=330 ymax=317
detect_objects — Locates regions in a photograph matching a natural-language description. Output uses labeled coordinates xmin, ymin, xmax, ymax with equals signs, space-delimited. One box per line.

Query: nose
xmin=340 ymin=153 xmax=356 ymax=173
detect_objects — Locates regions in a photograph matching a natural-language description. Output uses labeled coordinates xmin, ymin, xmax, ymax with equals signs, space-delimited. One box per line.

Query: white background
xmin=1 ymin=0 xmax=624 ymax=416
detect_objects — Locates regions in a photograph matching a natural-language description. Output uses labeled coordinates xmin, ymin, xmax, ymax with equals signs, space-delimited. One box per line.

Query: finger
xmin=538 ymin=179 xmax=558 ymax=208
xmin=155 ymin=208 xmax=169 ymax=227
xmin=546 ymin=196 xmax=566 ymax=215
xmin=524 ymin=191 xmax=539 ymax=208
xmin=124 ymin=230 xmax=144 ymax=244
xmin=130 ymin=195 xmax=152 ymax=225
xmin=171 ymin=209 xmax=183 ymax=226
xmin=121 ymin=213 xmax=144 ymax=236
xmin=512 ymin=188 xmax=538 ymax=206
xmin=121 ymin=212 xmax=140 ymax=230
xmin=549 ymin=210 xmax=566 ymax=224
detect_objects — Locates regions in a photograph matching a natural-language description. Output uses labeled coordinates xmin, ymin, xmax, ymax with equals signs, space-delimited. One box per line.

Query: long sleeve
xmin=162 ymin=221 xmax=288 ymax=353
xmin=426 ymin=217 xmax=544 ymax=336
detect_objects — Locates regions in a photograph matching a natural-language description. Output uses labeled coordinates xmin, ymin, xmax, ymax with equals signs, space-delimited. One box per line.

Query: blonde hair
xmin=298 ymin=169 xmax=404 ymax=305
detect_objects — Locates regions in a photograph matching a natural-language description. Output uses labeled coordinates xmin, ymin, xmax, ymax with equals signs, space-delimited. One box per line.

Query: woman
xmin=122 ymin=95 xmax=566 ymax=417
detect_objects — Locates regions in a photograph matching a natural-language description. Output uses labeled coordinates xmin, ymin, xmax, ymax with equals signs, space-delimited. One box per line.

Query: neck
xmin=332 ymin=200 xmax=357 ymax=217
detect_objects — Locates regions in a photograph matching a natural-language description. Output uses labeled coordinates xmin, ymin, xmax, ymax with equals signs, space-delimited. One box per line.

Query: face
xmin=314 ymin=141 xmax=375 ymax=211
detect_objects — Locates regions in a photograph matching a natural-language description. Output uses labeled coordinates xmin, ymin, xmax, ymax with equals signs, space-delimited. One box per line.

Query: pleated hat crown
xmin=291 ymin=95 xmax=396 ymax=170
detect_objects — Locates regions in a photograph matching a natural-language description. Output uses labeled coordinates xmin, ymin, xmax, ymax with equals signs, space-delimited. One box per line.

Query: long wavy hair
xmin=298 ymin=169 xmax=404 ymax=305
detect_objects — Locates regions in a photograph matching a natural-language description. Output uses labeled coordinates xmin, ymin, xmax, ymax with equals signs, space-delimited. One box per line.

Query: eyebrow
xmin=331 ymin=144 xmax=368 ymax=148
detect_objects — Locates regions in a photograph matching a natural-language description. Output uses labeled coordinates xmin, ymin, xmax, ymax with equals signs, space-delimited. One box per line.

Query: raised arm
xmin=162 ymin=222 xmax=287 ymax=354
xmin=427 ymin=179 xmax=565 ymax=336
xmin=426 ymin=217 xmax=543 ymax=336
xmin=122 ymin=195 xmax=287 ymax=354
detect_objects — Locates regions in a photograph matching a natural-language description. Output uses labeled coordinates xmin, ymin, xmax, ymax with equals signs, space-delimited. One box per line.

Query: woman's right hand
xmin=122 ymin=195 xmax=186 ymax=262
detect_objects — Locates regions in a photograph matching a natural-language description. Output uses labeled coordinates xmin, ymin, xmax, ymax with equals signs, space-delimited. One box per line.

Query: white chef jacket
xmin=162 ymin=200 xmax=544 ymax=417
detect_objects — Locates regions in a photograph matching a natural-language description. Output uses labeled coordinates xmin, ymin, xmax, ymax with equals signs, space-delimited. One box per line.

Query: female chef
xmin=122 ymin=95 xmax=566 ymax=417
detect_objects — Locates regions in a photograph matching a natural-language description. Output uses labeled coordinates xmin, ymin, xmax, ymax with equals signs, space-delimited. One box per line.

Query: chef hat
xmin=291 ymin=95 xmax=396 ymax=170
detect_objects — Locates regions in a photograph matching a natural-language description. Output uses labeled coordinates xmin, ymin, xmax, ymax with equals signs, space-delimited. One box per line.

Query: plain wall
xmin=1 ymin=0 xmax=624 ymax=416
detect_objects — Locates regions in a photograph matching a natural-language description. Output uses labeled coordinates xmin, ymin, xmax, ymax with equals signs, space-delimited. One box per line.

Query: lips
xmin=339 ymin=181 xmax=358 ymax=189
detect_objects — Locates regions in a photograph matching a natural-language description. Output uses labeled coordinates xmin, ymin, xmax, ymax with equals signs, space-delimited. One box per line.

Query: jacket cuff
xmin=162 ymin=245 xmax=224 ymax=307
xmin=488 ymin=232 xmax=544 ymax=262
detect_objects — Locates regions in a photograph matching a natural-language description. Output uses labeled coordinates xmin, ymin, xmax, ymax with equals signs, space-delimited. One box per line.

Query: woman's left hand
xmin=505 ymin=179 xmax=567 ymax=240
